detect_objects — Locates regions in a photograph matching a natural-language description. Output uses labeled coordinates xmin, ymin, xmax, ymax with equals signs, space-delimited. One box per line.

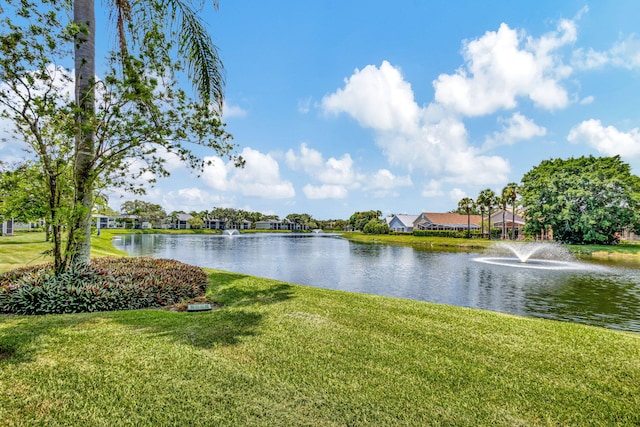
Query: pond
xmin=112 ymin=233 xmax=640 ymax=333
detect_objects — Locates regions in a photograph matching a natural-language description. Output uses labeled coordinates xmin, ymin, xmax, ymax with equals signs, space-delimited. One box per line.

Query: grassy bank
xmin=342 ymin=232 xmax=640 ymax=261
xmin=341 ymin=232 xmax=493 ymax=251
xmin=0 ymin=232 xmax=128 ymax=273
xmin=1 ymin=231 xmax=639 ymax=425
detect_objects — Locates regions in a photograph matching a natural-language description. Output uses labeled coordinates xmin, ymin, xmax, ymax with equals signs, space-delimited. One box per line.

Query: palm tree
xmin=70 ymin=0 xmax=225 ymax=267
xmin=504 ymin=182 xmax=519 ymax=240
xmin=499 ymin=187 xmax=510 ymax=240
xmin=458 ymin=197 xmax=475 ymax=238
xmin=477 ymin=189 xmax=496 ymax=240
xmin=69 ymin=0 xmax=97 ymax=269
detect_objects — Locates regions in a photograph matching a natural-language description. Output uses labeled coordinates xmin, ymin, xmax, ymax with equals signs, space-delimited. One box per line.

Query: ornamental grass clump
xmin=0 ymin=258 xmax=208 ymax=315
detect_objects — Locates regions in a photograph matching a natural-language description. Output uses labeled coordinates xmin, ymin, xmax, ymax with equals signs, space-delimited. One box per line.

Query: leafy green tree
xmin=70 ymin=0 xmax=232 ymax=266
xmin=0 ymin=162 xmax=51 ymax=236
xmin=349 ymin=210 xmax=382 ymax=231
xmin=286 ymin=213 xmax=314 ymax=230
xmin=187 ymin=216 xmax=204 ymax=230
xmin=121 ymin=200 xmax=166 ymax=227
xmin=1 ymin=1 xmax=241 ymax=272
xmin=521 ymin=156 xmax=640 ymax=244
xmin=363 ymin=219 xmax=389 ymax=235
xmin=457 ymin=197 xmax=475 ymax=238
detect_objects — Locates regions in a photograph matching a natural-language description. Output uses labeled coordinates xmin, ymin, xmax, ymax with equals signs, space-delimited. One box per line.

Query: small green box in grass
xmin=187 ymin=303 xmax=212 ymax=312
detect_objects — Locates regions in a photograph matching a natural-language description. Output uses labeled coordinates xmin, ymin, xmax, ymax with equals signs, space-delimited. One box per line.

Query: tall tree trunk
xmin=511 ymin=201 xmax=516 ymax=240
xmin=68 ymin=0 xmax=96 ymax=267
xmin=487 ymin=207 xmax=492 ymax=240
xmin=48 ymin=179 xmax=62 ymax=271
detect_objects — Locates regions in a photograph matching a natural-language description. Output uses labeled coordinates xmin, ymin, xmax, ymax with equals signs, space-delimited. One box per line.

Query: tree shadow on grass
xmin=0 ymin=314 xmax=95 ymax=365
xmin=111 ymin=270 xmax=296 ymax=349
xmin=206 ymin=270 xmax=295 ymax=308
xmin=0 ymin=271 xmax=296 ymax=363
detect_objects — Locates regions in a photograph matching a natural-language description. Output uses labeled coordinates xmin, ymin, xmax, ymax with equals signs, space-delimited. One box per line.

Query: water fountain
xmin=474 ymin=242 xmax=588 ymax=270
xmin=312 ymin=229 xmax=323 ymax=234
xmin=223 ymin=229 xmax=240 ymax=236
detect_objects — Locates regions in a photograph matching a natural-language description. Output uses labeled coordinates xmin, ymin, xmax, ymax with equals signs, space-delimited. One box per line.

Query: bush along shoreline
xmin=0 ymin=258 xmax=207 ymax=315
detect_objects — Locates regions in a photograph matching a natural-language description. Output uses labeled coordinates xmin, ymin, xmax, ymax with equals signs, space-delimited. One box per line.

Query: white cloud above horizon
xmin=222 ymin=102 xmax=248 ymax=119
xmin=202 ymin=147 xmax=295 ymax=199
xmin=484 ymin=113 xmax=547 ymax=149
xmin=321 ymin=61 xmax=511 ymax=187
xmin=433 ymin=19 xmax=576 ymax=116
xmin=567 ymin=119 xmax=640 ymax=158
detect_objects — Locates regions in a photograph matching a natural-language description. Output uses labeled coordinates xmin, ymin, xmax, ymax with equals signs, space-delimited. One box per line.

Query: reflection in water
xmin=113 ymin=234 xmax=640 ymax=333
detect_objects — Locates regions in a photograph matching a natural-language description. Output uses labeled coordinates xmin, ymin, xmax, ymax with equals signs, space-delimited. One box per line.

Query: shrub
xmin=412 ymin=228 xmax=502 ymax=239
xmin=413 ymin=230 xmax=467 ymax=238
xmin=0 ymin=258 xmax=208 ymax=315
xmin=363 ymin=219 xmax=389 ymax=235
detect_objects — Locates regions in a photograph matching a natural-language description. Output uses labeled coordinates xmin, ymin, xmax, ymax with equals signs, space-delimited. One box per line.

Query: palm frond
xmin=165 ymin=0 xmax=225 ymax=110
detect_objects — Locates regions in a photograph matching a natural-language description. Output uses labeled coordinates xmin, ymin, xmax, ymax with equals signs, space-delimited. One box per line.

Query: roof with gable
xmin=416 ymin=212 xmax=482 ymax=228
xmin=390 ymin=214 xmax=419 ymax=228
xmin=490 ymin=210 xmax=526 ymax=225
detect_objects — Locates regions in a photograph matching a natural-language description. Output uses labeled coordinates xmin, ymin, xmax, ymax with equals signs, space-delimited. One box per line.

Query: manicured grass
xmin=0 ymin=232 xmax=127 ymax=273
xmin=0 ymin=232 xmax=55 ymax=272
xmin=1 ymin=270 xmax=639 ymax=425
xmin=1 ymin=231 xmax=639 ymax=425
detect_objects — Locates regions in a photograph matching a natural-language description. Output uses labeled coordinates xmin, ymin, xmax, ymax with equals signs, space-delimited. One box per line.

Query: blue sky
xmin=5 ymin=1 xmax=640 ymax=220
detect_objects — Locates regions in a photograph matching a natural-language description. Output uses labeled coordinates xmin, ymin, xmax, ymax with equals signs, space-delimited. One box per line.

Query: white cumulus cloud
xmin=202 ymin=147 xmax=295 ymax=199
xmin=285 ymin=143 xmax=361 ymax=199
xmin=321 ymin=60 xmax=420 ymax=133
xmin=303 ymin=184 xmax=348 ymax=200
xmin=484 ymin=113 xmax=547 ymax=149
xmin=322 ymin=62 xmax=511 ymax=187
xmin=573 ymin=34 xmax=640 ymax=71
xmin=222 ymin=102 xmax=247 ymax=119
xmin=433 ymin=20 xmax=575 ymax=116
xmin=421 ymin=180 xmax=444 ymax=198
xmin=567 ymin=119 xmax=640 ymax=158
xmin=448 ymin=188 xmax=467 ymax=202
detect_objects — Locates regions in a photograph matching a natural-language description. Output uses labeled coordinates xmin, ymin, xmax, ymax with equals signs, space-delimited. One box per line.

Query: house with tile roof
xmin=414 ymin=212 xmax=482 ymax=232
xmin=490 ymin=209 xmax=526 ymax=239
xmin=388 ymin=214 xmax=419 ymax=232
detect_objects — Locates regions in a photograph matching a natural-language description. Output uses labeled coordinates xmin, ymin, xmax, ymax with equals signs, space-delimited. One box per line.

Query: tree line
xmin=105 ymin=201 xmax=349 ymax=231
xmin=457 ymin=155 xmax=640 ymax=244
xmin=456 ymin=182 xmax=519 ymax=240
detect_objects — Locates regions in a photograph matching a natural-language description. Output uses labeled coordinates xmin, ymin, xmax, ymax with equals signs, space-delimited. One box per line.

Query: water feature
xmin=112 ymin=234 xmax=640 ymax=333
xmin=474 ymin=242 xmax=593 ymax=271
xmin=312 ymin=229 xmax=323 ymax=234
xmin=223 ymin=229 xmax=240 ymax=236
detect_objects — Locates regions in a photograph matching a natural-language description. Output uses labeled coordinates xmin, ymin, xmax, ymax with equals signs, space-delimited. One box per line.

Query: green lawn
xmin=1 ymin=232 xmax=639 ymax=425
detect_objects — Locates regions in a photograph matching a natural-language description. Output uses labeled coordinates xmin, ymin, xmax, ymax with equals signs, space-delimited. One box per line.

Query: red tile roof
xmin=419 ymin=212 xmax=482 ymax=227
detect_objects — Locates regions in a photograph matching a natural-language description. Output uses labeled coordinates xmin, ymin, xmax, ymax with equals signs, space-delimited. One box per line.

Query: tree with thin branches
xmin=1 ymin=0 xmax=241 ymax=272
xmin=70 ymin=0 xmax=229 ymax=267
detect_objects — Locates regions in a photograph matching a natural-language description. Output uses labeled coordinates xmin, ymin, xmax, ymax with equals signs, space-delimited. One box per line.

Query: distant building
xmin=388 ymin=214 xmax=419 ymax=232
xmin=414 ymin=212 xmax=482 ymax=232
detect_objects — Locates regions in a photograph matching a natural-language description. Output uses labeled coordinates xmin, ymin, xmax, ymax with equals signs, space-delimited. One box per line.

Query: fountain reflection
xmin=474 ymin=242 xmax=599 ymax=271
